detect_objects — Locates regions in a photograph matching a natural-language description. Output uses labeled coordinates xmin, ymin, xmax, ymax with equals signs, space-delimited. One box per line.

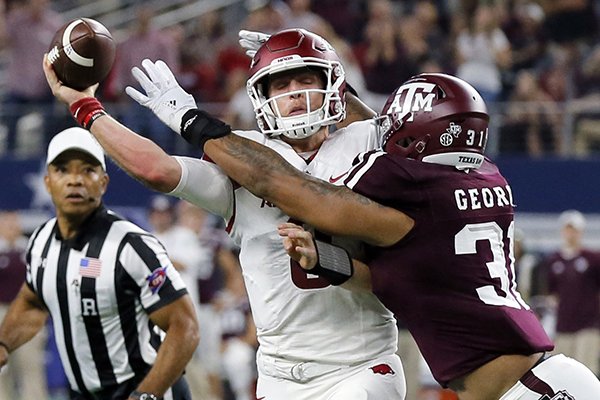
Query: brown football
xmin=48 ymin=18 xmax=116 ymax=90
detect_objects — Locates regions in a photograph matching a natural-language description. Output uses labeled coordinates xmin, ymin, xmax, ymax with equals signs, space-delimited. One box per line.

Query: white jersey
xmin=171 ymin=120 xmax=397 ymax=364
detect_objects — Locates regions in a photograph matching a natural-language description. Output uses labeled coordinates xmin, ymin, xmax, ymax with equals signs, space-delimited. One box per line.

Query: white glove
xmin=126 ymin=59 xmax=197 ymax=133
xmin=238 ymin=29 xmax=270 ymax=58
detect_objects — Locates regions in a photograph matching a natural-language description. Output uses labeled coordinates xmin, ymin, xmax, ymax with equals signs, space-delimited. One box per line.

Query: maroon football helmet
xmin=379 ymin=73 xmax=489 ymax=169
xmin=247 ymin=29 xmax=346 ymax=139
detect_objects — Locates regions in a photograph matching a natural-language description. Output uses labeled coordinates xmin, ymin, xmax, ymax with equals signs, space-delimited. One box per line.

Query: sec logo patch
xmin=146 ymin=266 xmax=167 ymax=294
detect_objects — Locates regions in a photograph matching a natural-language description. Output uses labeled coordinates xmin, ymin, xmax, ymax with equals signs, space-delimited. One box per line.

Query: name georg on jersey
xmin=454 ymin=184 xmax=514 ymax=211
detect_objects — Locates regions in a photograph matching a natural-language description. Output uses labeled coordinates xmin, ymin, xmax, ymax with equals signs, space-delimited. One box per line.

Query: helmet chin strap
xmin=412 ymin=134 xmax=431 ymax=156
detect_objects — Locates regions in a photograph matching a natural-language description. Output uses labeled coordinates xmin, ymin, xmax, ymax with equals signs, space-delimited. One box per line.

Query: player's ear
xmin=99 ymin=172 xmax=109 ymax=195
xmin=44 ymin=173 xmax=51 ymax=194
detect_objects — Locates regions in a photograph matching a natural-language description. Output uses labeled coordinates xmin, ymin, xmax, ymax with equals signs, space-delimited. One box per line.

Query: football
xmin=48 ymin=18 xmax=116 ymax=90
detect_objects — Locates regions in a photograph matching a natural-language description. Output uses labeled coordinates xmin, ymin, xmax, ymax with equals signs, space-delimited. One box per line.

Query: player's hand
xmin=238 ymin=29 xmax=270 ymax=58
xmin=126 ymin=59 xmax=197 ymax=133
xmin=278 ymin=223 xmax=317 ymax=270
xmin=43 ymin=54 xmax=98 ymax=107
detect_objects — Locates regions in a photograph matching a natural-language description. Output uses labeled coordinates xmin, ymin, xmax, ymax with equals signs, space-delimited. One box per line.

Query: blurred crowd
xmin=0 ymin=0 xmax=600 ymax=158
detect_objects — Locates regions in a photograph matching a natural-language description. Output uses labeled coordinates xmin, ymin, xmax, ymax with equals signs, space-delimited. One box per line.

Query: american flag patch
xmin=79 ymin=257 xmax=102 ymax=278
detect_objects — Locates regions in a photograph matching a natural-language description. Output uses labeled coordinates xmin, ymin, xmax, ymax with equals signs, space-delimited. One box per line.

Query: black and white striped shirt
xmin=26 ymin=205 xmax=187 ymax=395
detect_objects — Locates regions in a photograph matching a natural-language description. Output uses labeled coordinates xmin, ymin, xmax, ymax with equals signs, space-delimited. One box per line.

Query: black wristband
xmin=180 ymin=109 xmax=231 ymax=150
xmin=311 ymin=240 xmax=354 ymax=286
xmin=130 ymin=391 xmax=160 ymax=400
xmin=0 ymin=341 xmax=10 ymax=353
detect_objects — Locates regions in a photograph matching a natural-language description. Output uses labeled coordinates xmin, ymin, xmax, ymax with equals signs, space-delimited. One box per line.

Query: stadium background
xmin=1 ymin=0 xmax=599 ymax=398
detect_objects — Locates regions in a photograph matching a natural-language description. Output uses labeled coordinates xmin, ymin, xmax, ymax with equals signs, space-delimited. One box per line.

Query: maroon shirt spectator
xmin=546 ymin=249 xmax=600 ymax=332
xmin=541 ymin=210 xmax=600 ymax=374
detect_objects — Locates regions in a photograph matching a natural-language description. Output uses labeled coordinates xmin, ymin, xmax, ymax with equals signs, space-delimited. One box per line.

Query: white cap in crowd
xmin=149 ymin=195 xmax=175 ymax=213
xmin=558 ymin=209 xmax=586 ymax=231
xmin=46 ymin=127 xmax=106 ymax=170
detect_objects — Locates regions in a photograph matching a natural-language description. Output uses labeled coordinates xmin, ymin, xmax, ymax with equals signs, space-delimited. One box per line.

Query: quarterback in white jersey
xmin=171 ymin=124 xmax=397 ymax=361
xmin=43 ymin=28 xmax=405 ymax=399
xmin=166 ymin=29 xmax=403 ymax=398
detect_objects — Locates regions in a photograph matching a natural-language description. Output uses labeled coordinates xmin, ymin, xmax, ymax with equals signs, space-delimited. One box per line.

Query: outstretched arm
xmin=42 ymin=55 xmax=182 ymax=192
xmin=204 ymin=135 xmax=414 ymax=247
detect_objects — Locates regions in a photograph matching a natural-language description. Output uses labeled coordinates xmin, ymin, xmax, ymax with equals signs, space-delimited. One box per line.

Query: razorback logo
xmin=540 ymin=391 xmax=575 ymax=400
xmin=387 ymin=82 xmax=436 ymax=123
xmin=370 ymin=363 xmax=395 ymax=375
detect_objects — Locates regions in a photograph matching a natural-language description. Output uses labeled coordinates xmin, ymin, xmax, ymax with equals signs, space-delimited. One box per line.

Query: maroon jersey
xmin=544 ymin=249 xmax=600 ymax=332
xmin=345 ymin=151 xmax=554 ymax=386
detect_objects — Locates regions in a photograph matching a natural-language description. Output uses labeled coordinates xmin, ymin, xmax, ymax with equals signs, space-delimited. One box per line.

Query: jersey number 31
xmin=455 ymin=221 xmax=529 ymax=310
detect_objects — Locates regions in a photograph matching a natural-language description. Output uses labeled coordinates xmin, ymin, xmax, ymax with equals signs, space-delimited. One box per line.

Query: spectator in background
xmin=572 ymin=43 xmax=600 ymax=156
xmin=310 ymin=19 xmax=367 ymax=98
xmin=537 ymin=47 xmax=570 ymax=105
xmin=537 ymin=0 xmax=598 ymax=47
xmin=512 ymin=228 xmax=555 ymax=339
xmin=0 ymin=0 xmax=62 ymax=156
xmin=178 ymin=9 xmax=228 ymax=104
xmin=501 ymin=1 xmax=548 ymax=79
xmin=110 ymin=4 xmax=182 ymax=153
xmin=222 ymin=1 xmax=292 ymax=129
xmin=455 ymin=2 xmax=512 ymax=104
xmin=213 ymin=250 xmax=257 ymax=400
xmin=498 ymin=69 xmax=562 ymax=156
xmin=282 ymin=0 xmax=324 ymax=33
xmin=354 ymin=0 xmax=418 ymax=109
xmin=513 ymin=228 xmax=543 ymax=303
xmin=176 ymin=201 xmax=245 ymax=400
xmin=311 ymin=0 xmax=365 ymax=44
xmin=0 ymin=209 xmax=47 ymax=400
xmin=147 ymin=195 xmax=212 ymax=400
xmin=541 ymin=210 xmax=600 ymax=376
xmin=398 ymin=0 xmax=452 ymax=74
xmin=243 ymin=0 xmax=286 ymax=35
xmin=222 ymin=68 xmax=258 ymax=130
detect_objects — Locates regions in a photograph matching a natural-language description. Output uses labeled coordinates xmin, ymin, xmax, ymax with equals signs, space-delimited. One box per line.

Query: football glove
xmin=238 ymin=29 xmax=270 ymax=58
xmin=126 ymin=59 xmax=197 ymax=133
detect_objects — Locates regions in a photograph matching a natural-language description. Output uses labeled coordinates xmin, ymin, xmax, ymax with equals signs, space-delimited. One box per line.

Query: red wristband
xmin=70 ymin=97 xmax=107 ymax=130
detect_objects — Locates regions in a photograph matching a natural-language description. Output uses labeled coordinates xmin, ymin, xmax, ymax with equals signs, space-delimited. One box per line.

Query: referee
xmin=0 ymin=127 xmax=200 ymax=400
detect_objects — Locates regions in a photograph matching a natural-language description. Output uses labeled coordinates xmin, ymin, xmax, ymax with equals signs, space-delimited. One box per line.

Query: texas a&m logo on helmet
xmin=384 ymin=81 xmax=436 ymax=123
